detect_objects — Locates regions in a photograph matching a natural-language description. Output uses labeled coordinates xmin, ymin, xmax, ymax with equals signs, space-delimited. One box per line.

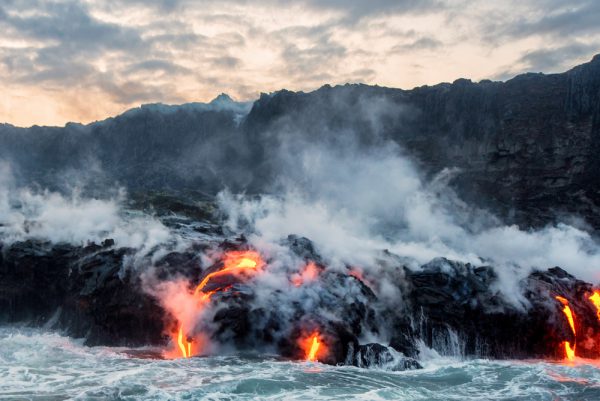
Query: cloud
xmin=286 ymin=0 xmax=444 ymax=21
xmin=492 ymin=42 xmax=599 ymax=80
xmin=106 ymin=0 xmax=444 ymax=19
xmin=0 ymin=1 xmax=145 ymax=53
xmin=502 ymin=1 xmax=600 ymax=39
xmin=125 ymin=59 xmax=191 ymax=75
xmin=209 ymin=56 xmax=242 ymax=69
xmin=517 ymin=43 xmax=599 ymax=72
xmin=390 ymin=37 xmax=443 ymax=53
xmin=1 ymin=0 xmax=600 ymax=126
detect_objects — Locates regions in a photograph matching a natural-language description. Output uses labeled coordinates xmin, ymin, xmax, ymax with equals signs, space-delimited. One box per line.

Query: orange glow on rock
xmin=291 ymin=262 xmax=319 ymax=287
xmin=349 ymin=269 xmax=364 ymax=282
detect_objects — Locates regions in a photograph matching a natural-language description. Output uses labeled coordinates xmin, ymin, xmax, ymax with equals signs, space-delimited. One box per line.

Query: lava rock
xmin=351 ymin=343 xmax=422 ymax=371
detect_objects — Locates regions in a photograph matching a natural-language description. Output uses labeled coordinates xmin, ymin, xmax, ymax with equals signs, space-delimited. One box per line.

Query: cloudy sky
xmin=0 ymin=0 xmax=598 ymax=127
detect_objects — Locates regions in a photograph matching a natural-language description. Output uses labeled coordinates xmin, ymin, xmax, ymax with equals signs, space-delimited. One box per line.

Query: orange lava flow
xmin=555 ymin=296 xmax=577 ymax=360
xmin=300 ymin=332 xmax=325 ymax=362
xmin=307 ymin=335 xmax=320 ymax=361
xmin=563 ymin=341 xmax=576 ymax=361
xmin=589 ymin=291 xmax=600 ymax=321
xmin=194 ymin=250 xmax=263 ymax=296
xmin=173 ymin=250 xmax=265 ymax=359
xmin=555 ymin=296 xmax=576 ymax=336
xmin=177 ymin=325 xmax=192 ymax=358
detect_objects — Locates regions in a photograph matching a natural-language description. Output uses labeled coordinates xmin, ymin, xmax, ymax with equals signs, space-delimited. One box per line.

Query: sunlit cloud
xmin=0 ymin=0 xmax=598 ymax=126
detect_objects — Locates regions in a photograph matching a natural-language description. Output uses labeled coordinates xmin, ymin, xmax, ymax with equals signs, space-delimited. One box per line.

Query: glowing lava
xmin=555 ymin=296 xmax=576 ymax=361
xmin=308 ymin=335 xmax=320 ymax=361
xmin=177 ymin=325 xmax=192 ymax=358
xmin=589 ymin=291 xmax=600 ymax=321
xmin=555 ymin=296 xmax=576 ymax=336
xmin=194 ymin=250 xmax=263 ymax=296
xmin=563 ymin=341 xmax=576 ymax=361
xmin=291 ymin=262 xmax=319 ymax=287
xmin=172 ymin=250 xmax=265 ymax=359
xmin=300 ymin=332 xmax=326 ymax=362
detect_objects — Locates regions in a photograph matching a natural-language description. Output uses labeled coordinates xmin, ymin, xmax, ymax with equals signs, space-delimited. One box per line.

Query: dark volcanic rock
xmin=0 ymin=240 xmax=165 ymax=346
xmin=0 ymin=240 xmax=74 ymax=323
xmin=210 ymin=269 xmax=379 ymax=366
xmin=351 ymin=343 xmax=422 ymax=371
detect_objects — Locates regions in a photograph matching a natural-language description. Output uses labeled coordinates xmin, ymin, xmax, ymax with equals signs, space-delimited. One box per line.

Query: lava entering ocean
xmin=162 ymin=249 xmax=334 ymax=362
xmin=555 ymin=296 xmax=578 ymax=361
xmin=300 ymin=332 xmax=326 ymax=362
xmin=155 ymin=240 xmax=600 ymax=365
xmin=168 ymin=250 xmax=265 ymax=359
xmin=554 ymin=291 xmax=600 ymax=361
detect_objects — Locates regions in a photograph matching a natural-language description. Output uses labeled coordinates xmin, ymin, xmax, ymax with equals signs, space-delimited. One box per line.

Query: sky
xmin=0 ymin=0 xmax=599 ymax=127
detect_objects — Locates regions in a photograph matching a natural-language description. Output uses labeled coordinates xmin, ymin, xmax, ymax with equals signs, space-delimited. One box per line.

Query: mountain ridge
xmin=3 ymin=54 xmax=598 ymax=130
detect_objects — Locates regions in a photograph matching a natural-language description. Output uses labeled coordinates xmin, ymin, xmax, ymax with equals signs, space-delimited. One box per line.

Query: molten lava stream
xmin=172 ymin=250 xmax=265 ymax=359
xmin=563 ymin=341 xmax=576 ymax=361
xmin=308 ymin=336 xmax=320 ymax=361
xmin=300 ymin=332 xmax=326 ymax=362
xmin=555 ymin=296 xmax=577 ymax=361
xmin=555 ymin=296 xmax=576 ymax=336
xmin=589 ymin=291 xmax=600 ymax=321
xmin=178 ymin=325 xmax=192 ymax=358
xmin=193 ymin=250 xmax=263 ymax=296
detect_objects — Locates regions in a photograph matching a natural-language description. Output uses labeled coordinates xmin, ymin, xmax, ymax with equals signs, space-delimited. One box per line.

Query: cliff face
xmin=400 ymin=56 xmax=600 ymax=229
xmin=1 ymin=55 xmax=599 ymax=230
xmin=241 ymin=55 xmax=600 ymax=229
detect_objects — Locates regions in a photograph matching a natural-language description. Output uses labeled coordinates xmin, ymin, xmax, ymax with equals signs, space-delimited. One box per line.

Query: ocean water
xmin=1 ymin=327 xmax=599 ymax=401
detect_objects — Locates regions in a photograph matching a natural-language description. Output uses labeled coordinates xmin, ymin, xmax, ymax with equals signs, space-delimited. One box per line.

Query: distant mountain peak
xmin=210 ymin=93 xmax=235 ymax=104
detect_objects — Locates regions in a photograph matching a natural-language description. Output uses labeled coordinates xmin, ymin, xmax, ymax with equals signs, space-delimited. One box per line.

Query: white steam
xmin=216 ymin=97 xmax=600 ymax=305
xmin=0 ymin=163 xmax=174 ymax=254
